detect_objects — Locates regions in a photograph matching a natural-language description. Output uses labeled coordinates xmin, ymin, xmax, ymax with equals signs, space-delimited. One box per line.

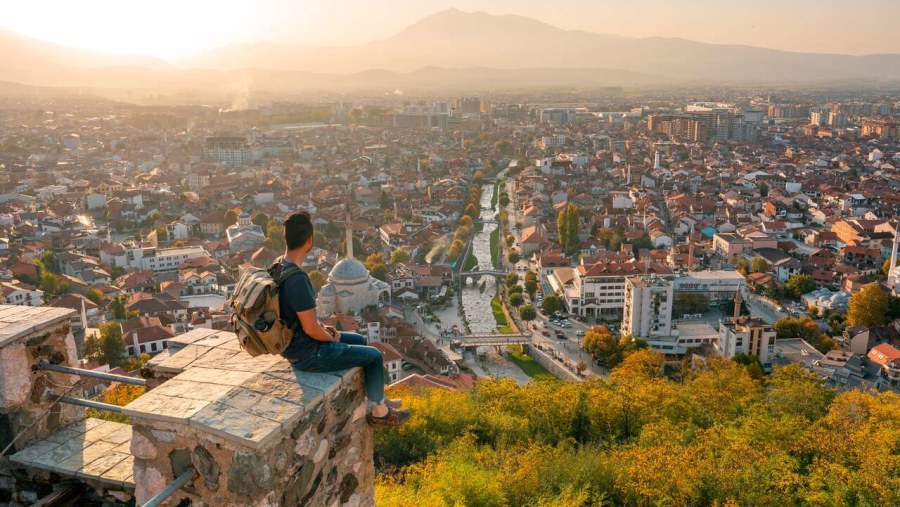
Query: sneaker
xmin=366 ymin=407 xmax=411 ymax=427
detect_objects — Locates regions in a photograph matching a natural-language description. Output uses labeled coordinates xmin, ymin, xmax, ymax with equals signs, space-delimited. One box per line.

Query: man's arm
xmin=297 ymin=309 xmax=338 ymax=342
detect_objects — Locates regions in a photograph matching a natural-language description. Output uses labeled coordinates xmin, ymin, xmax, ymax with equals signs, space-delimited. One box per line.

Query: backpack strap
xmin=274 ymin=263 xmax=302 ymax=285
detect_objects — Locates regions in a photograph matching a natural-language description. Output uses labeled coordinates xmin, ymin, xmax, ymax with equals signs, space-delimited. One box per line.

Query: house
xmin=1 ymin=280 xmax=43 ymax=307
xmin=48 ymin=293 xmax=101 ymax=331
xmin=371 ymin=342 xmax=403 ymax=384
xmin=519 ymin=223 xmax=548 ymax=255
xmin=867 ymin=343 xmax=900 ymax=385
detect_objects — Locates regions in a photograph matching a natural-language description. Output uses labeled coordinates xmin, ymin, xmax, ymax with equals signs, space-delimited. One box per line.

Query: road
xmin=741 ymin=288 xmax=789 ymax=324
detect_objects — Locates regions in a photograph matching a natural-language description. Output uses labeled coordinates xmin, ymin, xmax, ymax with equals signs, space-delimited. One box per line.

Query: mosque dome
xmin=329 ymin=258 xmax=369 ymax=284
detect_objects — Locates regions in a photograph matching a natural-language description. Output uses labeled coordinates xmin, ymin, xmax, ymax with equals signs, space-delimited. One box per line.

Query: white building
xmin=317 ymin=218 xmax=390 ymax=316
xmin=141 ymin=246 xmax=209 ymax=274
xmin=564 ymin=261 xmax=670 ymax=320
xmin=204 ymin=137 xmax=251 ymax=165
xmin=226 ymin=213 xmax=265 ymax=252
xmin=371 ymin=342 xmax=403 ymax=384
xmin=1 ymin=280 xmax=43 ymax=307
xmin=717 ymin=316 xmax=777 ymax=372
xmin=622 ymin=271 xmax=744 ymax=355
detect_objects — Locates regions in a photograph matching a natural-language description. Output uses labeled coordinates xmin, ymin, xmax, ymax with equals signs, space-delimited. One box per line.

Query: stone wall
xmin=525 ymin=344 xmax=582 ymax=381
xmin=130 ymin=329 xmax=376 ymax=506
xmin=131 ymin=368 xmax=374 ymax=506
xmin=0 ymin=306 xmax=83 ymax=504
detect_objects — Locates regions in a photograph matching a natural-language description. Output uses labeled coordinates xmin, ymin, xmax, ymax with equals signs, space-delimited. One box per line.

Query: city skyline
xmin=2 ymin=0 xmax=899 ymax=59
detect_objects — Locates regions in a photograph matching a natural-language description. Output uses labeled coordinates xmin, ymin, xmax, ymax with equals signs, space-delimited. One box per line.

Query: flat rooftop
xmin=773 ymin=338 xmax=824 ymax=368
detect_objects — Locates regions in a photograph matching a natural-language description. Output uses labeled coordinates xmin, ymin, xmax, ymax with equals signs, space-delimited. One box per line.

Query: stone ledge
xmin=8 ymin=419 xmax=135 ymax=489
xmin=131 ymin=329 xmax=353 ymax=450
xmin=0 ymin=305 xmax=75 ymax=348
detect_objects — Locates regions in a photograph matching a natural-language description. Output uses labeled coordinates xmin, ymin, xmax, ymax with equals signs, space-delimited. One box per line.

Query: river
xmin=460 ymin=183 xmax=499 ymax=333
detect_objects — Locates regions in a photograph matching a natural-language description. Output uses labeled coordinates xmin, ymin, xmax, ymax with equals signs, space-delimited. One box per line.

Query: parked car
xmin=541 ymin=330 xmax=551 ymax=337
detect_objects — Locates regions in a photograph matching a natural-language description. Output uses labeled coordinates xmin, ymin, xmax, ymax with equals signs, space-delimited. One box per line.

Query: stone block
xmin=175 ymin=366 xmax=258 ymax=386
xmin=122 ymin=391 xmax=211 ymax=424
xmin=189 ymin=402 xmax=283 ymax=450
xmin=0 ymin=343 xmax=31 ymax=408
xmin=150 ymin=379 xmax=233 ymax=403
xmin=227 ymin=451 xmax=273 ymax=496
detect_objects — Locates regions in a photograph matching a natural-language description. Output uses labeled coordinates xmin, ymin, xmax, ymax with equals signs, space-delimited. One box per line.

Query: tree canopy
xmin=846 ymin=284 xmax=889 ymax=328
xmin=374 ymin=360 xmax=900 ymax=506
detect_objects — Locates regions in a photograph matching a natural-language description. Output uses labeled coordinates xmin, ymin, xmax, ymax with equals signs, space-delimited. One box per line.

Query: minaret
xmin=626 ymin=164 xmax=632 ymax=185
xmin=653 ymin=150 xmax=661 ymax=170
xmin=888 ymin=222 xmax=900 ymax=290
xmin=733 ymin=290 xmax=743 ymax=319
xmin=416 ymin=155 xmax=421 ymax=173
xmin=688 ymin=241 xmax=695 ymax=271
xmin=345 ymin=205 xmax=354 ymax=260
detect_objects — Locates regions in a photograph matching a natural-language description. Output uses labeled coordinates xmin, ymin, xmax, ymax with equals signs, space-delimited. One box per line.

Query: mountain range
xmin=1 ymin=8 xmax=898 ymax=96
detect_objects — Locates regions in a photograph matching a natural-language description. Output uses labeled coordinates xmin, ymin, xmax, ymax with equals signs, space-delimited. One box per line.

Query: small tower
xmin=688 ymin=241 xmax=695 ymax=271
xmin=345 ymin=205 xmax=354 ymax=260
xmin=653 ymin=150 xmax=661 ymax=170
xmin=888 ymin=221 xmax=900 ymax=292
xmin=733 ymin=290 xmax=743 ymax=319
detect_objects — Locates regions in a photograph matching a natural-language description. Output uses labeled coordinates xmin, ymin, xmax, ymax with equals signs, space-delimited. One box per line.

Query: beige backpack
xmin=228 ymin=259 xmax=301 ymax=356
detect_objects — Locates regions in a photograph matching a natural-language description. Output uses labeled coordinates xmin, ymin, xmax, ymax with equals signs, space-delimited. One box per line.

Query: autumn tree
xmin=568 ymin=391 xmax=592 ymax=445
xmin=224 ymin=209 xmax=238 ymax=227
xmin=252 ymin=212 xmax=269 ymax=230
xmin=565 ymin=204 xmax=580 ymax=255
xmin=509 ymin=293 xmax=524 ymax=307
xmin=365 ymin=253 xmax=386 ymax=271
xmin=308 ymin=270 xmax=327 ymax=292
xmin=541 ymin=295 xmax=561 ymax=315
xmin=390 ymin=248 xmax=411 ymax=264
xmin=507 ymin=249 xmax=520 ymax=264
xmin=583 ymin=326 xmax=621 ymax=366
xmin=750 ymin=257 xmax=769 ymax=273
xmin=85 ymin=288 xmax=103 ymax=304
xmin=557 ymin=208 xmax=568 ymax=249
xmin=846 ymin=283 xmax=888 ymax=328
xmin=785 ymin=274 xmax=816 ymax=299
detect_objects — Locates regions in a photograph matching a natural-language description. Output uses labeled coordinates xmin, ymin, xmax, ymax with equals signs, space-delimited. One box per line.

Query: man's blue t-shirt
xmin=277 ymin=260 xmax=319 ymax=361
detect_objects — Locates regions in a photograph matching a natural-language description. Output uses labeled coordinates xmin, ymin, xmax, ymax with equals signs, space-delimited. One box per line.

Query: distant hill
xmin=0 ymin=8 xmax=898 ymax=96
xmin=182 ymin=9 xmax=900 ymax=82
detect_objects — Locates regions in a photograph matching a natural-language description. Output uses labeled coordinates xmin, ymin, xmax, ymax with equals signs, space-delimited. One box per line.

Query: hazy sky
xmin=3 ymin=0 xmax=897 ymax=58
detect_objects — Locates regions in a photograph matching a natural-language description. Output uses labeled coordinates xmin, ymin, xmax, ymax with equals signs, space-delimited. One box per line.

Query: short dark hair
xmin=283 ymin=211 xmax=313 ymax=250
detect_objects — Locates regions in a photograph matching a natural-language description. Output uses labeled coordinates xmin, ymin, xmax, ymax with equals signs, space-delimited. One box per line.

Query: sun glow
xmin=0 ymin=0 xmax=255 ymax=58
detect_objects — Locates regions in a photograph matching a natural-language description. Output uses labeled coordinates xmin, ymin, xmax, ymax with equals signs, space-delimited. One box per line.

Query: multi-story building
xmin=767 ymin=104 xmax=811 ymax=119
xmin=717 ymin=316 xmax=777 ymax=372
xmin=226 ymin=213 xmax=265 ymax=252
xmin=622 ymin=271 xmax=744 ymax=355
xmin=140 ymin=246 xmax=209 ymax=274
xmin=204 ymin=137 xmax=252 ymax=165
xmin=622 ymin=275 xmax=675 ymax=339
xmin=1 ymin=280 xmax=43 ymax=307
xmin=563 ymin=261 xmax=671 ymax=319
xmin=861 ymin=119 xmax=900 ymax=140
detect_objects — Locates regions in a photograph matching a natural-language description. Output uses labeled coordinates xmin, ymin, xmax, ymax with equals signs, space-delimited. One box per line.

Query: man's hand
xmin=324 ymin=325 xmax=340 ymax=341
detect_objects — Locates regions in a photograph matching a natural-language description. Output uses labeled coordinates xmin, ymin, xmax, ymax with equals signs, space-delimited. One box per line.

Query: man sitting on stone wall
xmin=275 ymin=211 xmax=409 ymax=426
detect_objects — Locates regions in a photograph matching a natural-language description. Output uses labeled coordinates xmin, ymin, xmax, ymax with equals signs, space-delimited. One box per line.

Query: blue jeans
xmin=291 ymin=332 xmax=384 ymax=403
